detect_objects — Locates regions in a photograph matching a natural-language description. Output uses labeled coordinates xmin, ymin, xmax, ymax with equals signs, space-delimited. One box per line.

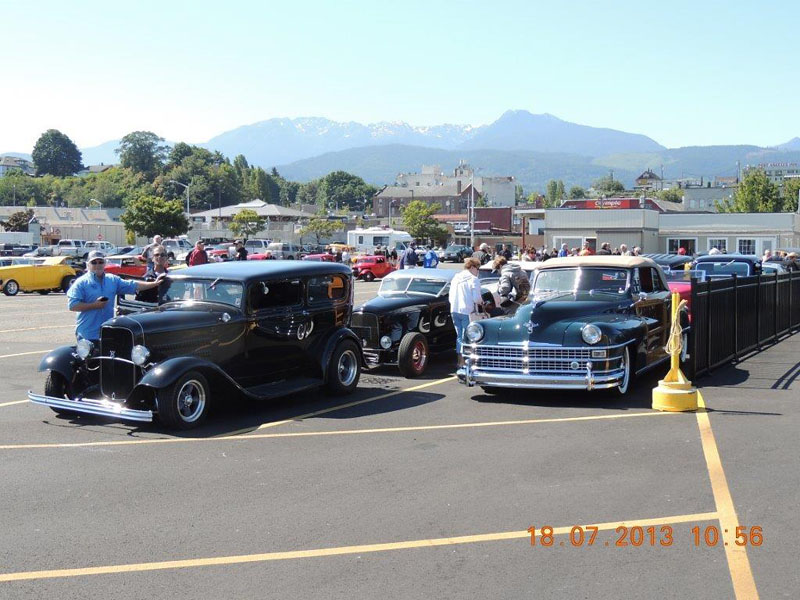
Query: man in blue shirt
xmin=67 ymin=251 xmax=165 ymax=341
xmin=423 ymin=247 xmax=439 ymax=268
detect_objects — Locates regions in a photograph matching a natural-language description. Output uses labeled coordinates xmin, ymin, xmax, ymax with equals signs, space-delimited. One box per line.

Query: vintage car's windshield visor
xmin=534 ymin=267 xmax=630 ymax=296
xmin=161 ymin=277 xmax=244 ymax=308
xmin=379 ymin=277 xmax=448 ymax=296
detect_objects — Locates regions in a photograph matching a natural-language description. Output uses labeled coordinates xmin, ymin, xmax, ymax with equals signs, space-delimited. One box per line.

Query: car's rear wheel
xmin=61 ymin=275 xmax=76 ymax=292
xmin=398 ymin=332 xmax=429 ymax=378
xmin=157 ymin=371 xmax=210 ymax=429
xmin=363 ymin=271 xmax=375 ymax=282
xmin=44 ymin=372 xmax=75 ymax=417
xmin=326 ymin=340 xmax=361 ymax=395
xmin=3 ymin=279 xmax=19 ymax=296
xmin=615 ymin=347 xmax=632 ymax=395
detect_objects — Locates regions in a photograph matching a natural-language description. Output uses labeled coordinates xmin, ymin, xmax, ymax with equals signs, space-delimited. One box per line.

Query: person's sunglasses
xmin=153 ymin=253 xmax=165 ymax=258
xmin=90 ymin=259 xmax=105 ymax=265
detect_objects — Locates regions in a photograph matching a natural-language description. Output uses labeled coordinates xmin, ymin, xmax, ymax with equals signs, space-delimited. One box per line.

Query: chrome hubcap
xmin=176 ymin=380 xmax=206 ymax=422
xmin=337 ymin=350 xmax=358 ymax=386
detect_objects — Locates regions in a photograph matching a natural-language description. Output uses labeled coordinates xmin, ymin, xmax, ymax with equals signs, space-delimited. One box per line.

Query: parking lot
xmin=0 ymin=280 xmax=797 ymax=599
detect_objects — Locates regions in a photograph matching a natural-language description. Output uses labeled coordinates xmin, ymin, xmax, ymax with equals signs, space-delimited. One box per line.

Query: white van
xmin=347 ymin=228 xmax=413 ymax=254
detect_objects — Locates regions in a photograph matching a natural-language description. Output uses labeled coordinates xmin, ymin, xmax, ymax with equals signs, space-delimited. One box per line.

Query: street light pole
xmin=469 ymin=173 xmax=475 ymax=248
xmin=169 ymin=179 xmax=191 ymax=215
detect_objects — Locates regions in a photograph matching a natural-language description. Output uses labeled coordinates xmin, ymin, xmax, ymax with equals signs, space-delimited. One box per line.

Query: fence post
xmin=756 ymin=274 xmax=761 ymax=350
xmin=732 ymin=274 xmax=738 ymax=361
xmin=690 ymin=277 xmax=698 ymax=379
xmin=774 ymin=272 xmax=779 ymax=343
xmin=706 ymin=279 xmax=713 ymax=373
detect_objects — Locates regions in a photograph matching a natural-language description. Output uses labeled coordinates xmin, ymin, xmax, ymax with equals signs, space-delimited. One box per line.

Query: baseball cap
xmin=87 ymin=250 xmax=105 ymax=262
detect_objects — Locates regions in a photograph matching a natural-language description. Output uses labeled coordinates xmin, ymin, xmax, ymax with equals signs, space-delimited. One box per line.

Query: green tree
xmin=401 ymin=200 xmax=448 ymax=244
xmin=31 ymin=129 xmax=82 ymax=176
xmin=299 ymin=217 xmax=344 ymax=245
xmin=0 ymin=209 xmax=35 ymax=232
xmin=782 ymin=177 xmax=800 ymax=213
xmin=166 ymin=142 xmax=195 ymax=169
xmin=592 ymin=175 xmax=625 ymax=194
xmin=514 ymin=184 xmax=524 ymax=205
xmin=657 ymin=187 xmax=683 ymax=203
xmin=229 ymin=209 xmax=265 ymax=238
xmin=545 ymin=180 xmax=559 ymax=207
xmin=555 ymin=180 xmax=566 ymax=202
xmin=568 ymin=185 xmax=586 ymax=199
xmin=120 ymin=195 xmax=189 ymax=238
xmin=321 ymin=171 xmax=377 ymax=211
xmin=117 ymin=131 xmax=169 ymax=177
xmin=718 ymin=169 xmax=781 ymax=212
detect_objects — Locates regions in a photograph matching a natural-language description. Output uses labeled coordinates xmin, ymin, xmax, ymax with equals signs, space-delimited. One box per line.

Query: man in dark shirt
xmin=136 ymin=246 xmax=169 ymax=303
xmin=235 ymin=241 xmax=248 ymax=261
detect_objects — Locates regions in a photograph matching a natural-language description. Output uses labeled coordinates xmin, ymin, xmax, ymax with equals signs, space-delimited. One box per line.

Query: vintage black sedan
xmin=458 ymin=256 xmax=688 ymax=395
xmin=29 ymin=261 xmax=363 ymax=429
xmin=351 ymin=268 xmax=456 ymax=377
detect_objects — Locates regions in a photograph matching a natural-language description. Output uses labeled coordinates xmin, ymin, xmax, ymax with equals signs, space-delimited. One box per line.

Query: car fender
xmin=136 ymin=356 xmax=235 ymax=391
xmin=37 ymin=345 xmax=79 ymax=379
xmin=316 ymin=328 xmax=364 ymax=381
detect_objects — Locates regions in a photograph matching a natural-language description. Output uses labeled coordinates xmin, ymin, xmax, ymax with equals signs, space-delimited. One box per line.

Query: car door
xmin=305 ymin=273 xmax=350 ymax=371
xmin=632 ymin=267 xmax=669 ymax=363
xmin=244 ymin=278 xmax=305 ymax=385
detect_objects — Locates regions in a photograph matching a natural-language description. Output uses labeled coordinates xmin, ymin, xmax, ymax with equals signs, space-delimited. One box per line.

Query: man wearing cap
xmin=67 ymin=251 xmax=165 ymax=342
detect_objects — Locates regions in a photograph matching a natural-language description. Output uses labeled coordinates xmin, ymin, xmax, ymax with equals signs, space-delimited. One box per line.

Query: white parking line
xmin=0 ymin=350 xmax=49 ymax=359
xmin=0 ymin=325 xmax=73 ymax=334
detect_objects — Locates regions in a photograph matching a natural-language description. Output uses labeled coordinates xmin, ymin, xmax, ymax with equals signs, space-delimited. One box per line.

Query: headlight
xmin=76 ymin=339 xmax=94 ymax=359
xmin=131 ymin=345 xmax=150 ymax=366
xmin=465 ymin=322 xmax=485 ymax=343
xmin=581 ymin=324 xmax=602 ymax=345
xmin=380 ymin=335 xmax=392 ymax=349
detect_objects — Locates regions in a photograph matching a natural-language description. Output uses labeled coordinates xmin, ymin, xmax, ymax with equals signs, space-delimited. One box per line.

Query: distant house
xmin=0 ymin=156 xmax=35 ymax=177
xmin=76 ymin=164 xmax=115 ymax=177
xmin=372 ymin=181 xmax=477 ymax=218
xmin=634 ymin=169 xmax=662 ymax=190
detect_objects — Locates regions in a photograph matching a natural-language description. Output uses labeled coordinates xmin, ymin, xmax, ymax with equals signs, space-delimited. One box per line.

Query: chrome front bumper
xmin=457 ymin=366 xmax=625 ymax=390
xmin=457 ymin=342 xmax=628 ymax=390
xmin=28 ymin=392 xmax=153 ymax=422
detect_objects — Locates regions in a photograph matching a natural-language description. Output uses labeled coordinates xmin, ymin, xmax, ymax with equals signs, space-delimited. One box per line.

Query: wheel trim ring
xmin=619 ymin=348 xmax=630 ymax=393
xmin=7 ymin=281 xmax=19 ymax=294
xmin=337 ymin=350 xmax=358 ymax=386
xmin=176 ymin=380 xmax=206 ymax=423
xmin=411 ymin=341 xmax=427 ymax=371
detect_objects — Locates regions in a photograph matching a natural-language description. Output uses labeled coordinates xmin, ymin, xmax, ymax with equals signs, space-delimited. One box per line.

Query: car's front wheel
xmin=362 ymin=271 xmax=375 ymax=282
xmin=157 ymin=371 xmax=210 ymax=429
xmin=615 ymin=347 xmax=632 ymax=395
xmin=398 ymin=332 xmax=429 ymax=378
xmin=326 ymin=340 xmax=361 ymax=395
xmin=44 ymin=371 xmax=76 ymax=417
xmin=3 ymin=279 xmax=19 ymax=296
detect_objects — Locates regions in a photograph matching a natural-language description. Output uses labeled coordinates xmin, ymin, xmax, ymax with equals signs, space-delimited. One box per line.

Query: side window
xmin=307 ymin=274 xmax=348 ymax=305
xmin=650 ymin=268 xmax=666 ymax=292
xmin=250 ymin=280 xmax=302 ymax=311
xmin=638 ymin=268 xmax=655 ymax=293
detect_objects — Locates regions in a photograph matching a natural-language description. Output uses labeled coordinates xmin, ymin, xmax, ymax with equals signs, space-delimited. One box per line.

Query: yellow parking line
xmin=695 ymin=392 xmax=759 ymax=599
xmin=0 ymin=350 xmax=49 ymax=359
xmin=0 ymin=325 xmax=73 ymax=334
xmin=0 ymin=511 xmax=718 ymax=582
xmin=0 ymin=400 xmax=28 ymax=408
xmin=0 ymin=407 xmax=675 ymax=450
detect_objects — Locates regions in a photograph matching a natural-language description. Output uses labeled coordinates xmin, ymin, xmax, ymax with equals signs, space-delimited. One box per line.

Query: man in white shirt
xmin=448 ymin=257 xmax=483 ymax=367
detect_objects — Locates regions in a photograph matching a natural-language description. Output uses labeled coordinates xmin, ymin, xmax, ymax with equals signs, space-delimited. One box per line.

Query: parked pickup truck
xmin=82 ymin=241 xmax=118 ymax=258
xmin=53 ymin=239 xmax=88 ymax=258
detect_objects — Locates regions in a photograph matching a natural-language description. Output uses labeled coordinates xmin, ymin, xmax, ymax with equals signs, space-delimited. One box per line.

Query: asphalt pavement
xmin=0 ymin=273 xmax=797 ymax=599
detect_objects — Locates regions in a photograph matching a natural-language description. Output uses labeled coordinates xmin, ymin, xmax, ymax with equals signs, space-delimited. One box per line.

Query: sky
xmin=2 ymin=0 xmax=799 ymax=153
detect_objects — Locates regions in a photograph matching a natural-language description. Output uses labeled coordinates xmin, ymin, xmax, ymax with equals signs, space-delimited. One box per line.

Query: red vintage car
xmin=104 ymin=255 xmax=148 ymax=278
xmin=302 ymin=253 xmax=337 ymax=262
xmin=663 ymin=269 xmax=705 ymax=322
xmin=248 ymin=252 xmax=274 ymax=260
xmin=352 ymin=255 xmax=395 ymax=281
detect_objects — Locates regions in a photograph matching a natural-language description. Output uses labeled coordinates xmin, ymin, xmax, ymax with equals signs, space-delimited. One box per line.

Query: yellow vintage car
xmin=0 ymin=256 xmax=78 ymax=296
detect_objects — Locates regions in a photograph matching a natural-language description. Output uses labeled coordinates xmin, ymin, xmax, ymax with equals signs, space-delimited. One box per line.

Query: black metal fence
xmin=689 ymin=271 xmax=800 ymax=378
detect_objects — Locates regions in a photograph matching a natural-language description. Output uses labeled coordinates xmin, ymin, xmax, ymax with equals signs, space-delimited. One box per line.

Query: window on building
xmin=708 ymin=239 xmax=727 ymax=252
xmin=738 ymin=239 xmax=755 ymax=255
xmin=667 ymin=239 xmax=697 ymax=254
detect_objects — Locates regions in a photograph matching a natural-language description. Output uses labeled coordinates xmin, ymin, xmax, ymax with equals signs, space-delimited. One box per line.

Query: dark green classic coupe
xmin=458 ymin=256 xmax=688 ymax=395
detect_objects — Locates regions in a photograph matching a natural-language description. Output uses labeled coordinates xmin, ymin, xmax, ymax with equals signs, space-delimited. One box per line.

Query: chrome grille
xmin=469 ymin=345 xmax=621 ymax=374
xmin=100 ymin=326 xmax=136 ymax=399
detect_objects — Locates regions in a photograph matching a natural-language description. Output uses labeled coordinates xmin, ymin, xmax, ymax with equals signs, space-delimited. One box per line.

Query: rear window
xmin=307 ymin=274 xmax=348 ymax=305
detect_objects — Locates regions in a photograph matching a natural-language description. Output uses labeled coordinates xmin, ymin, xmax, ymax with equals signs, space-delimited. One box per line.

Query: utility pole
xmin=736 ymin=161 xmax=741 ymax=183
xmin=469 ymin=173 xmax=475 ymax=248
xmin=610 ymin=170 xmax=614 ymax=182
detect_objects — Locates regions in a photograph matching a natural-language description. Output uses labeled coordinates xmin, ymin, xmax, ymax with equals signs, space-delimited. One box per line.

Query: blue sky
xmin=3 ymin=0 xmax=799 ymax=152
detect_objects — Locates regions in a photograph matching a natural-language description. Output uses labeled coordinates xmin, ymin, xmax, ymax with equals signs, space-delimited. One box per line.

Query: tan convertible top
xmin=537 ymin=255 xmax=658 ymax=270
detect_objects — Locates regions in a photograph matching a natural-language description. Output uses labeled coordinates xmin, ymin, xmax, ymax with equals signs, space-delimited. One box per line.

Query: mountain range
xmin=4 ymin=110 xmax=799 ymax=192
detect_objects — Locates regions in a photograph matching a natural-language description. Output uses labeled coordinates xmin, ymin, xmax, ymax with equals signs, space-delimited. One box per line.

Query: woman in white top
xmin=448 ymin=257 xmax=483 ymax=366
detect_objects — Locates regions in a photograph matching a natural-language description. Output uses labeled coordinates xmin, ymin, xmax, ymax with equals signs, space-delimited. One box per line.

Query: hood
xmin=356 ymin=293 xmax=437 ymax=315
xmin=489 ymin=292 xmax=632 ymax=345
xmin=107 ymin=302 xmax=237 ymax=337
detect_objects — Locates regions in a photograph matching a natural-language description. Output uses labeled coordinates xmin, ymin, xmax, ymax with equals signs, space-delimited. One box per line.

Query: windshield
xmin=379 ymin=276 xmax=448 ymax=296
xmin=695 ymin=261 xmax=751 ymax=277
xmin=477 ymin=268 xmax=501 ymax=281
xmin=663 ymin=269 xmax=706 ymax=282
xmin=266 ymin=243 xmax=283 ymax=251
xmin=445 ymin=245 xmax=463 ymax=252
xmin=162 ymin=278 xmax=244 ymax=308
xmin=534 ymin=268 xmax=630 ymax=296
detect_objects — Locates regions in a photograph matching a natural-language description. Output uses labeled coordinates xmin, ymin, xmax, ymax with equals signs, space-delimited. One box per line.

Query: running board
xmin=244 ymin=377 xmax=323 ymax=400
